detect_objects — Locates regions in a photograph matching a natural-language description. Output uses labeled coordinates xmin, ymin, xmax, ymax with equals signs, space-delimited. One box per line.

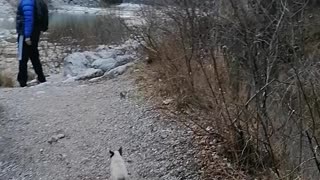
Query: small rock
xmin=206 ymin=126 xmax=213 ymax=131
xmin=57 ymin=134 xmax=65 ymax=139
xmin=120 ymin=91 xmax=127 ymax=99
xmin=48 ymin=136 xmax=58 ymax=144
xmin=58 ymin=153 xmax=67 ymax=161
xmin=227 ymin=163 xmax=232 ymax=168
xmin=163 ymin=98 xmax=173 ymax=105
xmin=160 ymin=134 xmax=168 ymax=139
xmin=48 ymin=134 xmax=65 ymax=144
xmin=88 ymin=76 xmax=103 ymax=82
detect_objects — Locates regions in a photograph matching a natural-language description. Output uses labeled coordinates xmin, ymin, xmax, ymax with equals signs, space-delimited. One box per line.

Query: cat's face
xmin=110 ymin=147 xmax=123 ymax=158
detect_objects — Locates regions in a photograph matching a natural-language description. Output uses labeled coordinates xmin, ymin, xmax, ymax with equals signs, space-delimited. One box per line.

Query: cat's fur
xmin=110 ymin=147 xmax=129 ymax=180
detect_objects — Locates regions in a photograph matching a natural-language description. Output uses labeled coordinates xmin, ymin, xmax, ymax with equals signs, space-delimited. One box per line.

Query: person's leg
xmin=30 ymin=33 xmax=46 ymax=83
xmin=17 ymin=39 xmax=29 ymax=87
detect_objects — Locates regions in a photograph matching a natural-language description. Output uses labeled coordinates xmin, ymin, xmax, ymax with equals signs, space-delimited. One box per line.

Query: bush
xmin=0 ymin=69 xmax=15 ymax=88
xmin=131 ymin=0 xmax=320 ymax=179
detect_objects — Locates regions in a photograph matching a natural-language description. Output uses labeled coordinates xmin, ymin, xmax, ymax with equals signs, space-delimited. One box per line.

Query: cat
xmin=110 ymin=147 xmax=129 ymax=180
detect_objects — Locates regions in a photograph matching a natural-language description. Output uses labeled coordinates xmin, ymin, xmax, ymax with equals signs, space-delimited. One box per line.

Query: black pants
xmin=17 ymin=32 xmax=46 ymax=86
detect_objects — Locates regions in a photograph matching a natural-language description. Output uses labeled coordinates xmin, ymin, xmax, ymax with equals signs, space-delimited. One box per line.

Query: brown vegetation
xmin=131 ymin=0 xmax=320 ymax=179
xmin=0 ymin=69 xmax=15 ymax=88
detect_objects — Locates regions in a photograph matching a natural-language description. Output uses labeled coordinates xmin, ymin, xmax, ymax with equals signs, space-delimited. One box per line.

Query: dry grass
xmin=133 ymin=35 xmax=256 ymax=178
xmin=130 ymin=1 xmax=320 ymax=179
xmin=0 ymin=69 xmax=15 ymax=88
xmin=133 ymin=61 xmax=250 ymax=180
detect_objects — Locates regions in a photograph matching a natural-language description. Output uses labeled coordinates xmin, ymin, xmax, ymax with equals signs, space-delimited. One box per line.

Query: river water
xmin=0 ymin=3 xmax=143 ymax=45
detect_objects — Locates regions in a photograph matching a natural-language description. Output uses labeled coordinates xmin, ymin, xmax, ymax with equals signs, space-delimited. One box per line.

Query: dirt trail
xmin=0 ymin=75 xmax=200 ymax=180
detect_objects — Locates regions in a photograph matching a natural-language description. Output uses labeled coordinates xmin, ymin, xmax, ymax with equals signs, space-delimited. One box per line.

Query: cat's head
xmin=110 ymin=147 xmax=123 ymax=158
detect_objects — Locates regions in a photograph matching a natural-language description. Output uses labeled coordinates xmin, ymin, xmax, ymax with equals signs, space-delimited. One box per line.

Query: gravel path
xmin=0 ymin=75 xmax=200 ymax=180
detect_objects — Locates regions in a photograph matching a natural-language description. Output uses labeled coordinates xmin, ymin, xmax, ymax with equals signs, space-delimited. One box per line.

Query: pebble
xmin=48 ymin=134 xmax=66 ymax=144
xmin=163 ymin=98 xmax=173 ymax=105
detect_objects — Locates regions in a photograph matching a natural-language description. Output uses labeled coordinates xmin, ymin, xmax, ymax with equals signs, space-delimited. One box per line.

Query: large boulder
xmin=62 ymin=39 xmax=138 ymax=81
xmin=115 ymin=55 xmax=134 ymax=67
xmin=91 ymin=58 xmax=117 ymax=72
xmin=63 ymin=52 xmax=91 ymax=77
xmin=96 ymin=50 xmax=118 ymax=59
xmin=83 ymin=51 xmax=102 ymax=63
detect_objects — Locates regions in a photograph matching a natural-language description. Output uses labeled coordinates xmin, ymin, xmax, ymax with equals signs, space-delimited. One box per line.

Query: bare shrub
xmin=48 ymin=14 xmax=128 ymax=47
xmin=131 ymin=0 xmax=320 ymax=178
xmin=0 ymin=69 xmax=15 ymax=88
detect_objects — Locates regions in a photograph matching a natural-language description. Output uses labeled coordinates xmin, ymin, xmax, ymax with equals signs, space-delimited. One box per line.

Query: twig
xmin=232 ymin=79 xmax=276 ymax=125
xmin=305 ymin=130 xmax=320 ymax=173
xmin=279 ymin=157 xmax=316 ymax=179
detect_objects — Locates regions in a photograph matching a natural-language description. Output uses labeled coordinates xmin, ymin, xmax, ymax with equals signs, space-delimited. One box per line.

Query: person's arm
xmin=22 ymin=0 xmax=34 ymax=39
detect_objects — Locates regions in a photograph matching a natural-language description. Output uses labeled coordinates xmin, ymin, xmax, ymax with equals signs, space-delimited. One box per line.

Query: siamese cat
xmin=110 ymin=147 xmax=129 ymax=180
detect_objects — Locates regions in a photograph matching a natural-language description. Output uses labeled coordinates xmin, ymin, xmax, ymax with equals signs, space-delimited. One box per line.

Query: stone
xmin=63 ymin=52 xmax=90 ymax=77
xmin=91 ymin=58 xmax=117 ymax=72
xmin=48 ymin=134 xmax=66 ymax=144
xmin=83 ymin=51 xmax=101 ymax=63
xmin=163 ymin=98 xmax=173 ymax=105
xmin=58 ymin=153 xmax=67 ymax=161
xmin=96 ymin=50 xmax=117 ymax=59
xmin=76 ymin=68 xmax=104 ymax=80
xmin=57 ymin=134 xmax=66 ymax=139
xmin=96 ymin=45 xmax=108 ymax=51
xmin=104 ymin=62 xmax=134 ymax=79
xmin=115 ymin=55 xmax=134 ymax=67
xmin=120 ymin=91 xmax=127 ymax=99
xmin=48 ymin=136 xmax=59 ymax=144
xmin=88 ymin=76 xmax=103 ymax=82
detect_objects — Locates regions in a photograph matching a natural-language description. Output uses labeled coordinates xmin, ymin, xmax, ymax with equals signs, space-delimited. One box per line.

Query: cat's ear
xmin=109 ymin=150 xmax=115 ymax=158
xmin=119 ymin=147 xmax=123 ymax=156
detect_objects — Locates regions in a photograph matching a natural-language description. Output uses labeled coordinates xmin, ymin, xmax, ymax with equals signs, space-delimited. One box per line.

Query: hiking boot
xmin=19 ymin=82 xmax=27 ymax=87
xmin=38 ymin=76 xmax=46 ymax=83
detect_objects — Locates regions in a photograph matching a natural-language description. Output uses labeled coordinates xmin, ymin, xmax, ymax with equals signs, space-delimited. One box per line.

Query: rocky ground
xmin=0 ymin=73 xmax=201 ymax=180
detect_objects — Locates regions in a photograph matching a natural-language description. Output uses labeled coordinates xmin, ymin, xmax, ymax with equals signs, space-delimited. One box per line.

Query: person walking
xmin=16 ymin=0 xmax=48 ymax=87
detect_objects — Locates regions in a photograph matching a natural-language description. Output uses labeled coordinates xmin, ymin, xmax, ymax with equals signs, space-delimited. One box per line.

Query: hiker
xmin=16 ymin=0 xmax=49 ymax=87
